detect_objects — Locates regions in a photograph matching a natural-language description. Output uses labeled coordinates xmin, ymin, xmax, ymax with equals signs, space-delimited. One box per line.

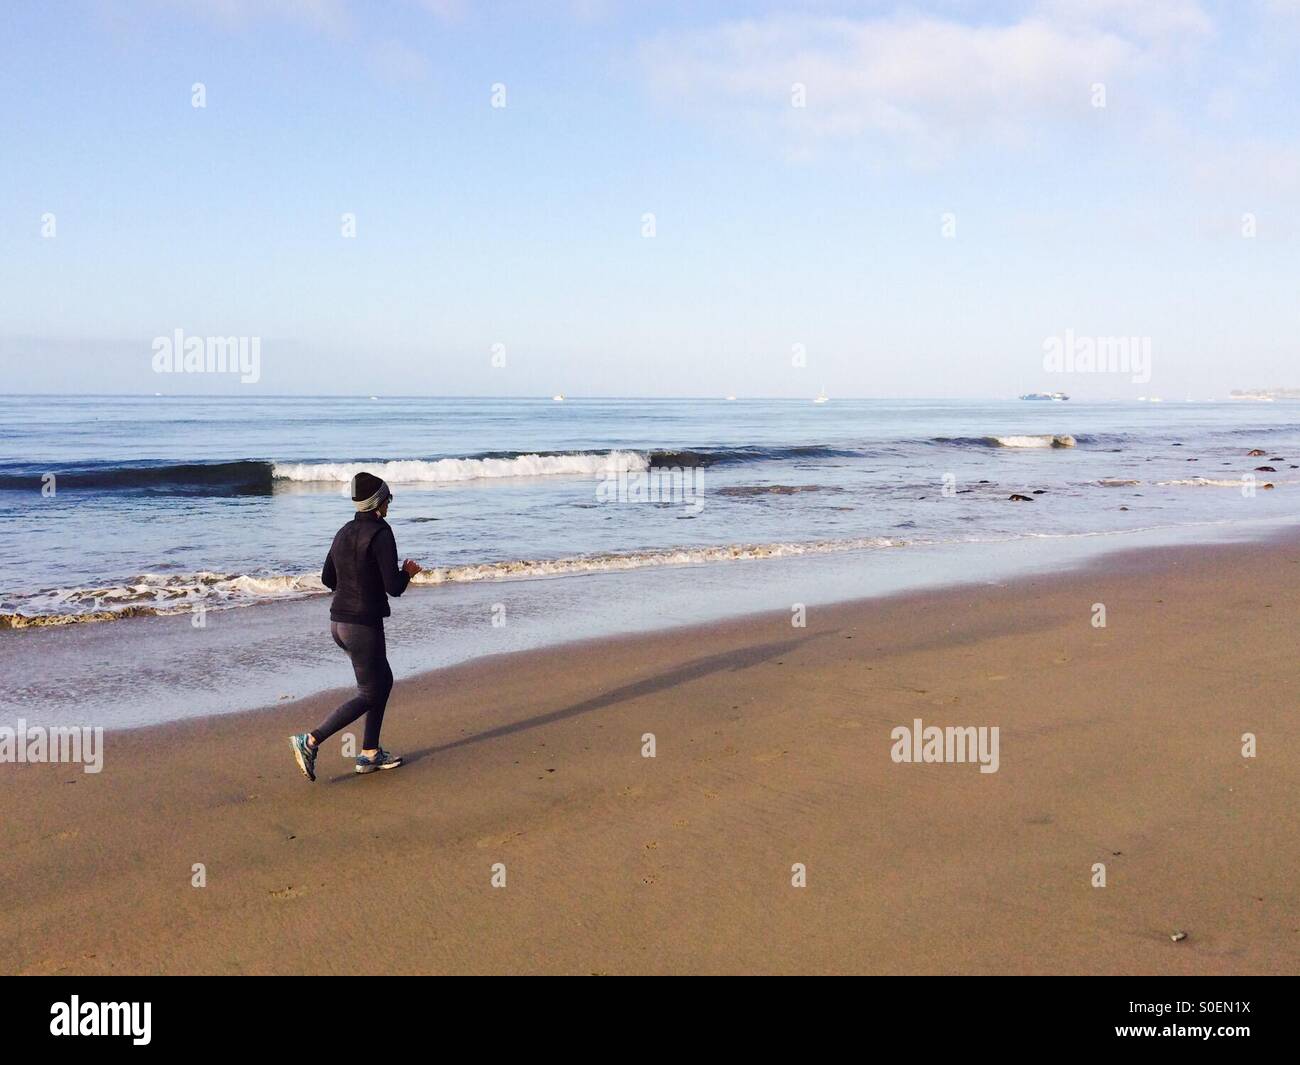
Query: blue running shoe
xmin=355 ymin=749 xmax=403 ymax=774
xmin=290 ymin=733 xmax=317 ymax=782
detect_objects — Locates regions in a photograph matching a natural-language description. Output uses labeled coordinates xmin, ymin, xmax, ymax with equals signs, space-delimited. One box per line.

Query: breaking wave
xmin=0 ymin=444 xmax=877 ymax=496
xmin=0 ymin=537 xmax=903 ymax=628
xmin=272 ymin=451 xmax=649 ymax=483
xmin=933 ymin=434 xmax=1078 ymax=449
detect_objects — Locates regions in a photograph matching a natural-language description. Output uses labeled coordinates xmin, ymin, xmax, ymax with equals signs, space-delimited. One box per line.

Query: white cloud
xmin=637 ymin=2 xmax=1212 ymax=160
xmin=1041 ymin=0 xmax=1212 ymax=43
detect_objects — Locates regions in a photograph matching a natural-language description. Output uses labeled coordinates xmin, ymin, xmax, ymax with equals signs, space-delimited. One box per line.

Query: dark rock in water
xmin=1271 ymin=457 xmax=1285 ymax=462
xmin=1255 ymin=466 xmax=1277 ymax=472
xmin=1008 ymin=494 xmax=1033 ymax=502
xmin=1263 ymin=483 xmax=1275 ymax=490
xmin=1032 ymin=489 xmax=1046 ymax=494
xmin=1187 ymin=458 xmax=1198 ymax=461
xmin=1119 ymin=506 xmax=1130 ymax=511
xmin=978 ymin=479 xmax=990 ymax=484
xmin=1248 ymin=449 xmax=1266 ymax=456
xmin=1171 ymin=443 xmax=1182 ymax=447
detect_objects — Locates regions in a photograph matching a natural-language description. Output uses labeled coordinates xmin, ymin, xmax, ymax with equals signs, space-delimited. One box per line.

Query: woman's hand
xmin=402 ymin=559 xmax=422 ymax=577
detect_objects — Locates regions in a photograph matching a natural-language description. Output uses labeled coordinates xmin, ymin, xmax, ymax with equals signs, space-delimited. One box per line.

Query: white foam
xmin=1 ymin=538 xmax=903 ymax=623
xmin=993 ymin=434 xmax=1076 ymax=448
xmin=272 ymin=451 xmax=650 ymax=484
xmin=410 ymin=538 xmax=903 ymax=586
xmin=10 ymin=572 xmax=327 ymax=617
xmin=1156 ymin=477 xmax=1286 ymax=487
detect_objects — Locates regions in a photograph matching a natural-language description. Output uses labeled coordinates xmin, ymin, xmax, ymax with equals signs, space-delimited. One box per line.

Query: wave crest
xmin=0 ymin=538 xmax=904 ymax=627
xmin=933 ymin=434 xmax=1078 ymax=449
xmin=272 ymin=451 xmax=650 ymax=483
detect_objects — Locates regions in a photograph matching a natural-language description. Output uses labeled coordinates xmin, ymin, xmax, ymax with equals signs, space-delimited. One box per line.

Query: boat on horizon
xmin=1019 ymin=391 xmax=1069 ymax=401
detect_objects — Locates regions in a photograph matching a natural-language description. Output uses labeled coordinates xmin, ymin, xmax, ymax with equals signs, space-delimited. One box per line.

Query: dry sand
xmin=2 ymin=534 xmax=1298 ymax=974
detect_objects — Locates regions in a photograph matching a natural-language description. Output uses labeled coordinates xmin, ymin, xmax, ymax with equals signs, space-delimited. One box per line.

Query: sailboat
xmin=813 ymin=386 xmax=829 ymax=404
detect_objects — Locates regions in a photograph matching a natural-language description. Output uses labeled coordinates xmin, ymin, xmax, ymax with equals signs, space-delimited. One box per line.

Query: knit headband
xmin=354 ymin=481 xmax=391 ymax=512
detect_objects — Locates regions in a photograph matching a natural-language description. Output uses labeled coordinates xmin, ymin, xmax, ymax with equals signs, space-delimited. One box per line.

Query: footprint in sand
xmin=269 ymin=886 xmax=304 ymax=900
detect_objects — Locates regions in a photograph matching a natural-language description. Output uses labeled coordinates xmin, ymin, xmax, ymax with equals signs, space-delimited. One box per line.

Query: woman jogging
xmin=290 ymin=472 xmax=421 ymax=781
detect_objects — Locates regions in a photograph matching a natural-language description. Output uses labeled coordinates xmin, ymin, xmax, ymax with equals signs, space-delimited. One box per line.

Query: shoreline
xmin=6 ymin=513 xmax=1300 ymax=733
xmin=84 ymin=521 xmax=1300 ymax=741
xmin=2 ymin=530 xmax=1298 ymax=973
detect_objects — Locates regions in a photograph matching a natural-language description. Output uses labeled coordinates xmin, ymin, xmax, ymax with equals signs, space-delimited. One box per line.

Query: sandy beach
xmin=2 ymin=533 xmax=1297 ymax=975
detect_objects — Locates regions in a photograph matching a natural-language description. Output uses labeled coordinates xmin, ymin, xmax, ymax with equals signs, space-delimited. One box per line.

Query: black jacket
xmin=321 ymin=513 xmax=410 ymax=626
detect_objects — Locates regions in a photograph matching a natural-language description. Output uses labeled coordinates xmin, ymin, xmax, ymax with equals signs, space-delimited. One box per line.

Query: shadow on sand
xmin=325 ymin=630 xmax=833 ymax=783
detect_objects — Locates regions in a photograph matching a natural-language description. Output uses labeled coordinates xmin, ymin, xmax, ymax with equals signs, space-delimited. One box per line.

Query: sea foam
xmin=0 ymin=538 xmax=903 ymax=627
xmin=272 ymin=451 xmax=650 ymax=484
xmin=991 ymin=434 xmax=1077 ymax=448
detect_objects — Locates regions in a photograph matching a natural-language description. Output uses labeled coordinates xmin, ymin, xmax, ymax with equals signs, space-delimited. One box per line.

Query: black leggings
xmin=311 ymin=622 xmax=394 ymax=750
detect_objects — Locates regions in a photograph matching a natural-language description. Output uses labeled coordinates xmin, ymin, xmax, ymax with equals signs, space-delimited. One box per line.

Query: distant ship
xmin=552 ymin=394 xmax=565 ymax=402
xmin=1020 ymin=391 xmax=1069 ymax=401
xmin=814 ymin=386 xmax=829 ymax=404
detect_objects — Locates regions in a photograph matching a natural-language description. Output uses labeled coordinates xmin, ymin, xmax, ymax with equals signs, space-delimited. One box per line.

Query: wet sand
xmin=2 ymin=533 xmax=1298 ymax=974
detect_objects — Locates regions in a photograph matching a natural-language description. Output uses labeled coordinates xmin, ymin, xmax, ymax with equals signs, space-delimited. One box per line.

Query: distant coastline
xmin=1230 ymin=388 xmax=1300 ymax=399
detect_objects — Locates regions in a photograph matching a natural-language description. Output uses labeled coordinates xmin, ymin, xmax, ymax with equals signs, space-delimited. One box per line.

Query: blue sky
xmin=3 ymin=0 xmax=1299 ymax=398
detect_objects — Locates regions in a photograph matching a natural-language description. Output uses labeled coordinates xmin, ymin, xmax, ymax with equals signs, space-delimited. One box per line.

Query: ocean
xmin=2 ymin=394 xmax=1297 ymax=728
